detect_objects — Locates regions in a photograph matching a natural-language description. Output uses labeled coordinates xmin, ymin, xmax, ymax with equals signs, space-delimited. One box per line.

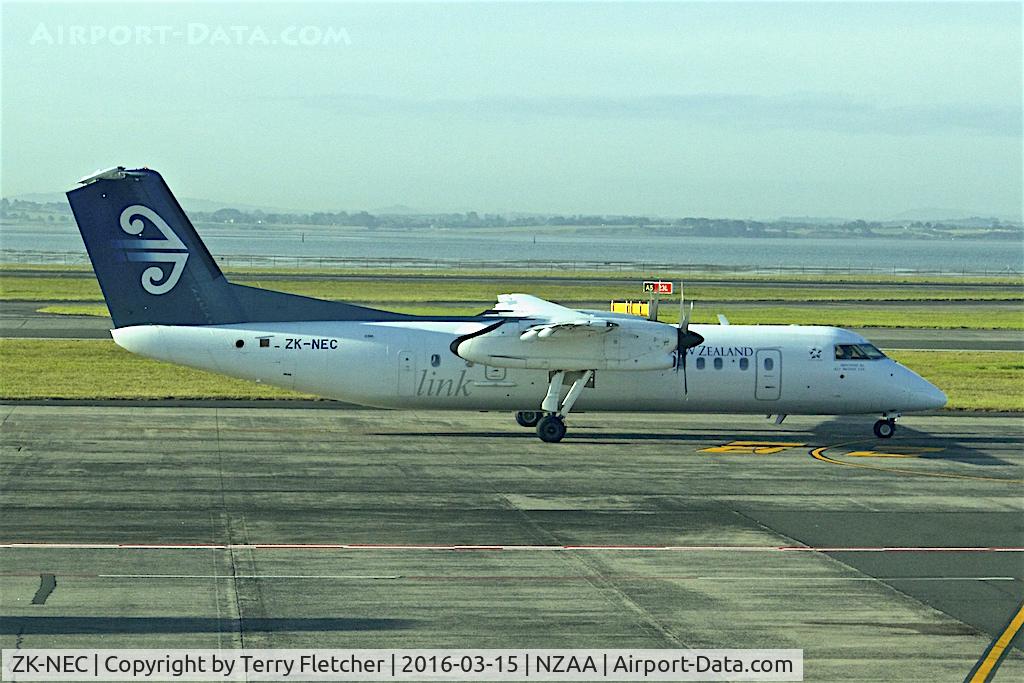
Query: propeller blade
xmin=682 ymin=344 xmax=688 ymax=394
xmin=674 ymin=282 xmax=704 ymax=392
xmin=673 ymin=284 xmax=704 ymax=384
xmin=678 ymin=286 xmax=694 ymax=332
xmin=679 ymin=286 xmax=686 ymax=330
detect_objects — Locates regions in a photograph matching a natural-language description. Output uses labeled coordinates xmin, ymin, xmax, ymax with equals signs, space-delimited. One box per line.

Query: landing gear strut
xmin=873 ymin=418 xmax=897 ymax=439
xmin=533 ymin=370 xmax=594 ymax=442
xmin=515 ymin=411 xmax=542 ymax=428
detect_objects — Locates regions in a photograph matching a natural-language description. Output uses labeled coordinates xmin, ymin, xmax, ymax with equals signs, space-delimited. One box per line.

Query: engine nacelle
xmin=456 ymin=318 xmax=677 ymax=371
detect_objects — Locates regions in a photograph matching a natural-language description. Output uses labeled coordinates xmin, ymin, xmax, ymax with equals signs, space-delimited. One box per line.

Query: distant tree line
xmin=1 ymin=197 xmax=1019 ymax=239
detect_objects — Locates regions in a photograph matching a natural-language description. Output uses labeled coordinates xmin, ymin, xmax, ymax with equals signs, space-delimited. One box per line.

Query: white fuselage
xmin=111 ymin=320 xmax=946 ymax=415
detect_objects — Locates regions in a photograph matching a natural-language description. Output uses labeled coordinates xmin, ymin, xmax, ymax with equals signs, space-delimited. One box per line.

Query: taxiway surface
xmin=1 ymin=406 xmax=1021 ymax=680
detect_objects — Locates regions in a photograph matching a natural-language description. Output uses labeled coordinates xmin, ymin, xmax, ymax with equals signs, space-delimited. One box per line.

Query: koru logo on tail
xmin=116 ymin=205 xmax=188 ymax=295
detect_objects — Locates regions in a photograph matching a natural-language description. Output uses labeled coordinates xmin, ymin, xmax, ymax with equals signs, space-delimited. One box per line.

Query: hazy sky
xmin=2 ymin=1 xmax=1021 ymax=219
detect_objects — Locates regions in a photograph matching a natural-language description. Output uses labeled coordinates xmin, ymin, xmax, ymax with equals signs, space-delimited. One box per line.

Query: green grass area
xmin=888 ymin=351 xmax=1024 ymax=412
xmin=36 ymin=301 xmax=1024 ymax=330
xmin=6 ymin=274 xmax=1023 ymax=304
xmin=0 ymin=276 xmax=103 ymax=300
xmin=0 ymin=339 xmax=311 ymax=400
xmin=36 ymin=304 xmax=109 ymax=316
xmin=1 ymin=339 xmax=1020 ymax=410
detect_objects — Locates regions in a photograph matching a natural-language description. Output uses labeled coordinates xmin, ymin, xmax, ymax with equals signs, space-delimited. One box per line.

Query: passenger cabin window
xmin=834 ymin=344 xmax=886 ymax=360
xmin=430 ymin=353 xmax=441 ymax=367
xmin=763 ymin=357 xmax=774 ymax=371
xmin=739 ymin=357 xmax=749 ymax=371
xmin=695 ymin=357 xmax=705 ymax=370
xmin=713 ymin=357 xmax=723 ymax=370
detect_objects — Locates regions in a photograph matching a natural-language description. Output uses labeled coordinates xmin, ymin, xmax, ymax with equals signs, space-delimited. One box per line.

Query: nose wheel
xmin=873 ymin=418 xmax=896 ymax=439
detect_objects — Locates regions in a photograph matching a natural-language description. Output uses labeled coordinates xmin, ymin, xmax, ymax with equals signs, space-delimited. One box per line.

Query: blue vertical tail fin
xmin=67 ymin=166 xmax=409 ymax=327
xmin=67 ymin=167 xmax=241 ymax=326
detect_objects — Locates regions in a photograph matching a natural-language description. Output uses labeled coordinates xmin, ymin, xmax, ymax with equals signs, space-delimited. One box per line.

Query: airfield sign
xmin=643 ymin=281 xmax=673 ymax=295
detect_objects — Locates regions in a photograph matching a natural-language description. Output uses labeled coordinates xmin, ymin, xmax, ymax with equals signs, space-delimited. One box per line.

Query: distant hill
xmin=776 ymin=216 xmax=849 ymax=225
xmin=884 ymin=208 xmax=1019 ymax=223
xmin=9 ymin=192 xmax=299 ymax=214
xmin=177 ymin=197 xmax=301 ymax=214
xmin=373 ymin=204 xmax=421 ymax=215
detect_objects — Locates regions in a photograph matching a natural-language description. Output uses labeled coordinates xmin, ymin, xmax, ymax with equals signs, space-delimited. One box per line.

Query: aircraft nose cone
xmin=925 ymin=383 xmax=948 ymax=410
xmin=907 ymin=377 xmax=947 ymax=411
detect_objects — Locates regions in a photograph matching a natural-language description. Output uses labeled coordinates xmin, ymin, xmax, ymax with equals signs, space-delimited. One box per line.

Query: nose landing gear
xmin=873 ymin=414 xmax=899 ymax=439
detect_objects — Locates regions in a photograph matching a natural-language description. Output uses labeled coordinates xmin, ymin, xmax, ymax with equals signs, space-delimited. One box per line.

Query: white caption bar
xmin=2 ymin=649 xmax=802 ymax=681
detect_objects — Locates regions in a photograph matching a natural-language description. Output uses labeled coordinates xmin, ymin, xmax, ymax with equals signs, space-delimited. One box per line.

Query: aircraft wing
xmin=485 ymin=293 xmax=619 ymax=340
xmin=488 ymin=293 xmax=581 ymax=320
xmin=460 ymin=292 xmax=676 ymax=371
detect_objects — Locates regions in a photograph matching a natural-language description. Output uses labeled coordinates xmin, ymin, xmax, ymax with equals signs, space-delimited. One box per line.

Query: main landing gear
xmin=513 ymin=370 xmax=594 ymax=443
xmin=873 ymin=414 xmax=899 ymax=439
xmin=536 ymin=414 xmax=567 ymax=443
xmin=515 ymin=409 xmax=567 ymax=442
xmin=515 ymin=411 xmax=542 ymax=428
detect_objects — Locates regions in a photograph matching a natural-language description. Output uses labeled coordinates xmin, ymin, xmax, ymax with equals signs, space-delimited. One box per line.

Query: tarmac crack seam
xmin=215 ymin=408 xmax=247 ymax=650
xmin=239 ymin=512 xmax=271 ymax=646
xmin=210 ymin=510 xmax=223 ymax=651
xmin=425 ymin=414 xmax=686 ymax=648
xmin=0 ymin=404 xmax=16 ymax=429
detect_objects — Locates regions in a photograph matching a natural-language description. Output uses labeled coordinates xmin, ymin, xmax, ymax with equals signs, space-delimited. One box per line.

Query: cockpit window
xmin=834 ymin=344 xmax=886 ymax=360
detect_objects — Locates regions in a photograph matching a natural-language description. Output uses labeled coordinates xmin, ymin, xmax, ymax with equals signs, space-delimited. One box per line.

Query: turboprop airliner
xmin=67 ymin=166 xmax=946 ymax=442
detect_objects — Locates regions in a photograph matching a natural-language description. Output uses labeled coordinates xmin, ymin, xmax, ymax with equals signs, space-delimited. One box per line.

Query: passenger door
xmin=755 ymin=349 xmax=782 ymax=400
xmin=397 ymin=350 xmax=417 ymax=396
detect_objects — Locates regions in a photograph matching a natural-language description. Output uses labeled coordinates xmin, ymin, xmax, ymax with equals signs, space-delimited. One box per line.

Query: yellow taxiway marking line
xmin=701 ymin=441 xmax=807 ymax=455
xmin=967 ymin=599 xmax=1024 ymax=682
xmin=846 ymin=447 xmax=945 ymax=458
xmin=810 ymin=442 xmax=1024 ymax=484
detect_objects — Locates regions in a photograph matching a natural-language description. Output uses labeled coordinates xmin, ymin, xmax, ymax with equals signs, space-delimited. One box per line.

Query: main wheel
xmin=536 ymin=414 xmax=567 ymax=443
xmin=873 ymin=419 xmax=896 ymax=439
xmin=515 ymin=410 xmax=542 ymax=428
